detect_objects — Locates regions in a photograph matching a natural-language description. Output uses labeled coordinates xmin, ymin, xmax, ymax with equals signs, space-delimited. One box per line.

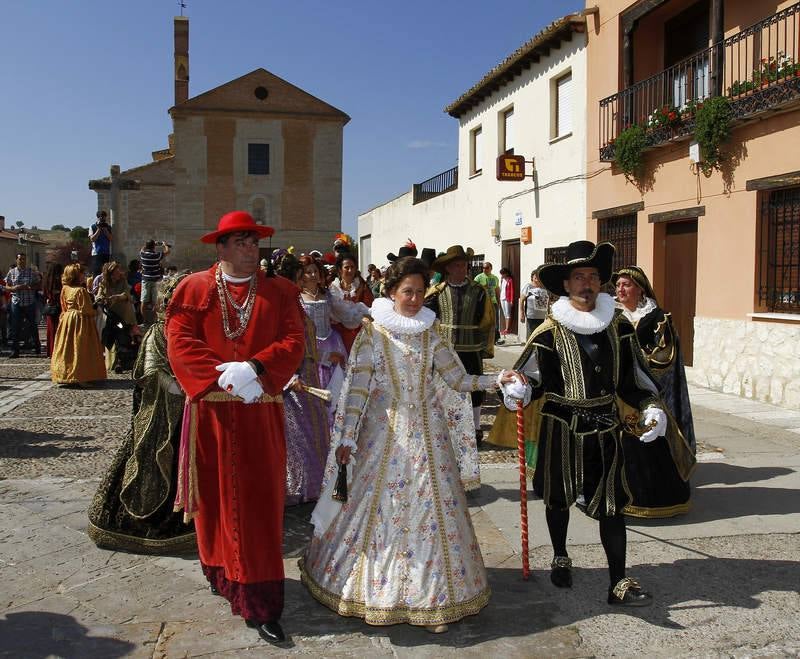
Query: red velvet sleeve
xmin=165 ymin=303 xmax=223 ymax=400
xmin=252 ymin=282 xmax=306 ymax=395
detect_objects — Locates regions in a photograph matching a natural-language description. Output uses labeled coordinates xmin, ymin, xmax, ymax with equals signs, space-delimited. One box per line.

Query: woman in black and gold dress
xmin=87 ymin=274 xmax=196 ymax=553
xmin=613 ymin=266 xmax=696 ymax=518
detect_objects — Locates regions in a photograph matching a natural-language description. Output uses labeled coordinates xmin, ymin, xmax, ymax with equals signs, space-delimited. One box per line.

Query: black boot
xmin=209 ymin=584 xmax=220 ymax=596
xmin=246 ymin=620 xmax=285 ymax=644
xmin=607 ymin=577 xmax=652 ymax=607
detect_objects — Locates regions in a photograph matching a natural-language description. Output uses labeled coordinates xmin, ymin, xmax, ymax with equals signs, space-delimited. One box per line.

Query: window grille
xmin=758 ymin=186 xmax=800 ymax=312
xmin=544 ymin=245 xmax=568 ymax=264
xmin=598 ymin=214 xmax=637 ymax=272
xmin=469 ymin=253 xmax=486 ymax=279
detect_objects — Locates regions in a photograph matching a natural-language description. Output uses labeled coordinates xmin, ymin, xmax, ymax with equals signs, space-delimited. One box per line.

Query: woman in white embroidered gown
xmin=300 ymin=257 xmax=518 ymax=632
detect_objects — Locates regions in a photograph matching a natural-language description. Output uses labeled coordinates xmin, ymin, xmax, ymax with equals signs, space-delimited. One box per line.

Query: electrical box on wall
xmin=490 ymin=220 xmax=500 ymax=237
xmin=689 ymin=141 xmax=700 ymax=163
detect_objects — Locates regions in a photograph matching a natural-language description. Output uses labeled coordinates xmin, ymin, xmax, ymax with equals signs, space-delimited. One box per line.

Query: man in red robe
xmin=166 ymin=211 xmax=305 ymax=644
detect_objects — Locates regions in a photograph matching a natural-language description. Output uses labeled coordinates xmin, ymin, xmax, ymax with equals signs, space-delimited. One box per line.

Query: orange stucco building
xmin=585 ymin=0 xmax=800 ymax=409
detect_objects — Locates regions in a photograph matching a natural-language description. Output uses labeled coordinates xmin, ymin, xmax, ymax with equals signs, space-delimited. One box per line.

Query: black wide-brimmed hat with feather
xmin=538 ymin=240 xmax=615 ymax=296
xmin=387 ymin=239 xmax=418 ymax=263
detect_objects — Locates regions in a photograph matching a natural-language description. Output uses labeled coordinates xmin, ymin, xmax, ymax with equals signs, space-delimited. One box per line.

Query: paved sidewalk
xmin=1 ymin=358 xmax=799 ymax=657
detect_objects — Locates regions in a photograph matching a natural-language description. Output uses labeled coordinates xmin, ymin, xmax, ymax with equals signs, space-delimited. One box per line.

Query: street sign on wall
xmin=496 ymin=154 xmax=525 ymax=181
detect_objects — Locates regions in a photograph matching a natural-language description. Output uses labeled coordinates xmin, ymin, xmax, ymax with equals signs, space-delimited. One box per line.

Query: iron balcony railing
xmin=600 ymin=1 xmax=800 ymax=160
xmin=413 ymin=165 xmax=458 ymax=204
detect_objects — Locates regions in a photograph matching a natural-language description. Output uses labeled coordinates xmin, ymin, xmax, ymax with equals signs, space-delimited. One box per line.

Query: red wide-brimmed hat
xmin=200 ymin=211 xmax=275 ymax=244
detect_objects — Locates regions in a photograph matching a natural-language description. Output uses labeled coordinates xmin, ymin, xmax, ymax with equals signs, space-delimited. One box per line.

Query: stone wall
xmin=689 ymin=316 xmax=800 ymax=410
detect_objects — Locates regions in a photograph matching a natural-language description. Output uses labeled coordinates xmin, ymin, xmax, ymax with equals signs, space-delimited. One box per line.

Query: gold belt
xmin=201 ymin=391 xmax=283 ymax=404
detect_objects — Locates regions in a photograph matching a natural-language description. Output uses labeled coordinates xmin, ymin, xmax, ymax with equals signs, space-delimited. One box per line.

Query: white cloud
xmin=407 ymin=140 xmax=449 ymax=149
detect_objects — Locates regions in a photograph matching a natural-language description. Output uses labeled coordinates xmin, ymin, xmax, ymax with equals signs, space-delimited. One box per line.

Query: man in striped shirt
xmin=139 ymin=240 xmax=171 ymax=325
xmin=5 ymin=253 xmax=41 ymax=357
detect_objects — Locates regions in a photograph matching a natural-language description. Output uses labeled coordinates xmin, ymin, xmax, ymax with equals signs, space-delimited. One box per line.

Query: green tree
xmin=70 ymin=226 xmax=90 ymax=245
xmin=51 ymin=224 xmax=70 ymax=232
xmin=15 ymin=220 xmax=23 ymax=229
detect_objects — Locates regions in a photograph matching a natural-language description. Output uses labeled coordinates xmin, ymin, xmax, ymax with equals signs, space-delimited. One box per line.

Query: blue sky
xmin=0 ymin=0 xmax=583 ymax=237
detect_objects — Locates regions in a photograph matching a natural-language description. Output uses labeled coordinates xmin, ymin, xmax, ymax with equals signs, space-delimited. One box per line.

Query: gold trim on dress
xmin=624 ymin=502 xmax=691 ymax=518
xmin=299 ymin=558 xmax=491 ymax=626
xmin=87 ymin=521 xmax=196 ymax=555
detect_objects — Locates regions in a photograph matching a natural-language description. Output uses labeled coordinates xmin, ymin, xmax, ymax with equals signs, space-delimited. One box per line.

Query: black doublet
xmin=521 ymin=314 xmax=658 ymax=519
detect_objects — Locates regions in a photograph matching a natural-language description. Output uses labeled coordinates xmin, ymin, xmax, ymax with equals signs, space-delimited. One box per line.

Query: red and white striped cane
xmin=516 ymin=398 xmax=530 ymax=580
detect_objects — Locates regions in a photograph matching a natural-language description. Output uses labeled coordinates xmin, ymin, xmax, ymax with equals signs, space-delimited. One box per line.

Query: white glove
xmin=498 ymin=371 xmax=532 ymax=410
xmin=215 ymin=361 xmax=258 ymax=397
xmin=237 ymin=379 xmax=264 ymax=404
xmin=639 ymin=406 xmax=667 ymax=443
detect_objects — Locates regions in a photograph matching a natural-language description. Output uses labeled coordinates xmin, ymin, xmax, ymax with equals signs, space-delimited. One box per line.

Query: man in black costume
xmin=426 ymin=245 xmax=494 ymax=444
xmin=506 ymin=240 xmax=666 ymax=606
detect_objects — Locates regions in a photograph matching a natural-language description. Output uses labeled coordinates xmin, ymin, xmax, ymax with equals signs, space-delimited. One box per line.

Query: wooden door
xmin=662 ymin=220 xmax=698 ymax=365
xmin=501 ymin=239 xmax=521 ymax=335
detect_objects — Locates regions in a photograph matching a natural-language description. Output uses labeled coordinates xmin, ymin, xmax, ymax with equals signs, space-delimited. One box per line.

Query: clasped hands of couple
xmin=334 ymin=368 xmax=526 ymax=465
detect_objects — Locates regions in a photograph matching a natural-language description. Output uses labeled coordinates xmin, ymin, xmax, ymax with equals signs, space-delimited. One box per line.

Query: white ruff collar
xmin=551 ymin=292 xmax=616 ymax=335
xmin=618 ymin=296 xmax=657 ymax=325
xmin=371 ymin=296 xmax=435 ymax=334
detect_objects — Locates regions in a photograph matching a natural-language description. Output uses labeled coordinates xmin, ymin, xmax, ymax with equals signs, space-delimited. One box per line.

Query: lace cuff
xmin=337 ymin=437 xmax=358 ymax=452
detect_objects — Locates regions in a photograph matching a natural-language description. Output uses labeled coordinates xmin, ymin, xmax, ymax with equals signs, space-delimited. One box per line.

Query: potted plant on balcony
xmin=614 ymin=124 xmax=647 ymax=183
xmin=679 ymin=98 xmax=703 ymax=121
xmin=693 ymin=95 xmax=733 ymax=176
xmin=647 ymin=105 xmax=682 ymax=130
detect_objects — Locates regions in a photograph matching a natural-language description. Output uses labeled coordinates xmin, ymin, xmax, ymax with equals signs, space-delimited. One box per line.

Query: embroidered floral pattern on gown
xmin=301 ymin=300 xmax=495 ymax=626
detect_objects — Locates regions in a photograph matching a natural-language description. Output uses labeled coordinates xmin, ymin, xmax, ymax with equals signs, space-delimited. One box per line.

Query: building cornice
xmin=445 ymin=13 xmax=587 ymax=119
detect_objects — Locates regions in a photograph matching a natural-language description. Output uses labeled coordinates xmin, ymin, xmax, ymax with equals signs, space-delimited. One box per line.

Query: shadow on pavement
xmin=0 ymin=429 xmax=99 ymax=459
xmin=692 ymin=462 xmax=794 ymax=486
xmin=0 ymin=611 xmax=135 ymax=658
xmin=280 ymin=556 xmax=800 ymax=646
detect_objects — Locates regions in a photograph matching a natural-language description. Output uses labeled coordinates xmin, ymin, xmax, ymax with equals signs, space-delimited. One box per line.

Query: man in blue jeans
xmin=5 ymin=253 xmax=41 ymax=358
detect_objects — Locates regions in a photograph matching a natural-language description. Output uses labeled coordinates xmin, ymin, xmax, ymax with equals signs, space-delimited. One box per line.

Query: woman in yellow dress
xmin=51 ymin=263 xmax=106 ymax=385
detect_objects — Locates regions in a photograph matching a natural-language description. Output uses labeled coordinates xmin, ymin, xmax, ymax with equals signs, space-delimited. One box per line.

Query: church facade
xmin=89 ymin=16 xmax=349 ymax=271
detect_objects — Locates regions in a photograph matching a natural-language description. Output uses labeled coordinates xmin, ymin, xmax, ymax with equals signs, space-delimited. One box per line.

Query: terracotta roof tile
xmin=445 ymin=13 xmax=586 ymax=118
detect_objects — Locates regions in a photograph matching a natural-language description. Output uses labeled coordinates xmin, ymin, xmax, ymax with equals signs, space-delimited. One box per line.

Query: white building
xmin=358 ymin=13 xmax=589 ymax=335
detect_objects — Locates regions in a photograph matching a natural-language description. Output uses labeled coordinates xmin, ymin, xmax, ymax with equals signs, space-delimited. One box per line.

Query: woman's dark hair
xmin=382 ymin=257 xmax=430 ymax=296
xmin=276 ymin=253 xmax=303 ymax=283
xmin=335 ymin=251 xmax=357 ymax=270
xmin=298 ymin=254 xmax=327 ymax=291
xmin=44 ymin=262 xmax=64 ymax=294
xmin=499 ymin=267 xmax=512 ymax=277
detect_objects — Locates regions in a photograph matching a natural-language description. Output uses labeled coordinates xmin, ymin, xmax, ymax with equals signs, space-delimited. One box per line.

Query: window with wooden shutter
xmin=556 ymin=73 xmax=573 ymax=138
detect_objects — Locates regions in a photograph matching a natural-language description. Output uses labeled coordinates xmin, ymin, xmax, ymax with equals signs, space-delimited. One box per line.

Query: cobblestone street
xmin=1 ymin=351 xmax=799 ymax=657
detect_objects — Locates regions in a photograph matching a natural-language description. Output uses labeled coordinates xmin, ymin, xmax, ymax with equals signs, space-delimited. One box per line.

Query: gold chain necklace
xmin=215 ymin=267 xmax=257 ymax=339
